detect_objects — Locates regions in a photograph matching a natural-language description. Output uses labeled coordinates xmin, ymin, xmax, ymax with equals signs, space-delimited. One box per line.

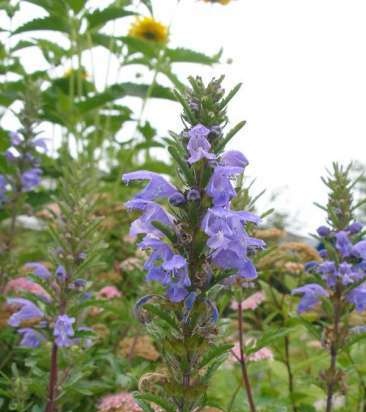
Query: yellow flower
xmin=63 ymin=68 xmax=88 ymax=80
xmin=128 ymin=17 xmax=168 ymax=44
xmin=203 ymin=0 xmax=232 ymax=5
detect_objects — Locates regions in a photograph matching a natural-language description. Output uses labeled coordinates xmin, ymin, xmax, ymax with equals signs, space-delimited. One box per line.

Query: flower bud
xmin=347 ymin=221 xmax=363 ymax=235
xmin=187 ymin=189 xmax=200 ymax=201
xmin=317 ymin=226 xmax=330 ymax=237
xmin=169 ymin=192 xmax=186 ymax=207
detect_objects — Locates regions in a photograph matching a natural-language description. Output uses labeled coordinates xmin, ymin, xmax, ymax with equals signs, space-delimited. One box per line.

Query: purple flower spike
xmin=352 ymin=240 xmax=366 ymax=260
xmin=122 ymin=171 xmax=178 ymax=201
xmin=25 ymin=262 xmax=51 ymax=280
xmin=187 ymin=124 xmax=216 ymax=164
xmin=292 ymin=284 xmax=328 ymax=313
xmin=347 ymin=285 xmax=366 ymax=312
xmin=7 ymin=298 xmax=44 ymax=327
xmin=21 ymin=168 xmax=42 ymax=191
xmin=335 ymin=231 xmax=352 ymax=257
xmin=18 ymin=328 xmax=45 ymax=348
xmin=221 ymin=151 xmax=249 ymax=169
xmin=54 ymin=314 xmax=75 ymax=347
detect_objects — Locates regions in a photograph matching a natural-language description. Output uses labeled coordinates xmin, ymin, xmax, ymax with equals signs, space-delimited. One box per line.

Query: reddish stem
xmin=44 ymin=343 xmax=58 ymax=412
xmin=237 ymin=300 xmax=256 ymax=412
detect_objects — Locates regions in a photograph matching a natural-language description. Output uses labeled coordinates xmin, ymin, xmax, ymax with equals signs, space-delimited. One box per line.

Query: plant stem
xmin=227 ymin=384 xmax=241 ymax=412
xmin=284 ymin=335 xmax=298 ymax=412
xmin=237 ymin=300 xmax=256 ymax=412
xmin=44 ymin=343 xmax=58 ymax=412
xmin=325 ymin=287 xmax=341 ymax=412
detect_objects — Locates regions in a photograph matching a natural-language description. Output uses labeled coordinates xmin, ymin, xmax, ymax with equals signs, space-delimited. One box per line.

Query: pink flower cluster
xmin=5 ymin=277 xmax=50 ymax=300
xmin=98 ymin=392 xmax=142 ymax=412
xmin=231 ymin=291 xmax=265 ymax=311
xmin=231 ymin=342 xmax=273 ymax=363
xmin=97 ymin=286 xmax=122 ymax=299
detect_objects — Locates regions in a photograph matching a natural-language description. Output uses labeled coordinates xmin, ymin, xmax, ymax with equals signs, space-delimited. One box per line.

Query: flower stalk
xmin=292 ymin=163 xmax=366 ymax=412
xmin=124 ymin=76 xmax=264 ymax=411
xmin=237 ymin=299 xmax=256 ymax=412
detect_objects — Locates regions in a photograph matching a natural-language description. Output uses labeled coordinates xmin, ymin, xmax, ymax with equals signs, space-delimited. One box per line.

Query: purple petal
xmin=221 ymin=150 xmax=249 ymax=169
xmin=122 ymin=171 xmax=178 ymax=201
xmin=25 ymin=262 xmax=51 ymax=280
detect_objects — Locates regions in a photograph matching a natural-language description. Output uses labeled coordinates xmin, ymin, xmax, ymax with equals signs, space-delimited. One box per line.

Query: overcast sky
xmin=152 ymin=0 xmax=366 ymax=234
xmin=3 ymin=0 xmax=366 ymax=235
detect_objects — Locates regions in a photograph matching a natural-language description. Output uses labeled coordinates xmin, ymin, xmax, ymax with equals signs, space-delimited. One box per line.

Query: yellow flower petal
xmin=128 ymin=17 xmax=168 ymax=44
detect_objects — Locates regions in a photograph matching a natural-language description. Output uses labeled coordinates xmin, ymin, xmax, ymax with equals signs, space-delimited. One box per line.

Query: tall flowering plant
xmin=5 ymin=163 xmax=103 ymax=412
xmin=292 ymin=163 xmax=366 ymax=412
xmin=122 ymin=76 xmax=264 ymax=411
xmin=0 ymin=82 xmax=46 ymax=291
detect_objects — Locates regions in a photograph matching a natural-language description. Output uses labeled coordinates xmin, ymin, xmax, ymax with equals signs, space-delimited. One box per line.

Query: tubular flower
xmin=54 ymin=314 xmax=75 ymax=347
xmin=122 ymin=171 xmax=178 ymax=201
xmin=292 ymin=284 xmax=329 ymax=313
xmin=18 ymin=328 xmax=45 ymax=348
xmin=128 ymin=17 xmax=168 ymax=44
xmin=7 ymin=298 xmax=44 ymax=327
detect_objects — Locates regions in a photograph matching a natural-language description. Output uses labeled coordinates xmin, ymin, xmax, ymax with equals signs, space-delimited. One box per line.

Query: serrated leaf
xmin=22 ymin=0 xmax=67 ymax=15
xmin=165 ymin=47 xmax=221 ymax=65
xmin=76 ymin=82 xmax=174 ymax=113
xmin=13 ymin=16 xmax=69 ymax=35
xmin=64 ymin=0 xmax=85 ymax=13
xmin=86 ymin=8 xmax=135 ymax=30
xmin=122 ymin=35 xmax=160 ymax=57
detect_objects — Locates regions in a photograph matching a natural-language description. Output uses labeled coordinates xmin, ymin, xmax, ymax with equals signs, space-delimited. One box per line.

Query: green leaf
xmin=173 ymin=90 xmax=195 ymax=124
xmin=168 ymin=145 xmax=195 ymax=186
xmin=165 ymin=47 xmax=221 ymax=65
xmin=86 ymin=8 xmax=135 ymax=30
xmin=143 ymin=304 xmax=179 ymax=330
xmin=122 ymin=82 xmax=175 ymax=100
xmin=10 ymin=40 xmax=35 ymax=52
xmin=249 ymin=327 xmax=295 ymax=354
xmin=198 ymin=344 xmax=232 ymax=369
xmin=134 ymin=392 xmax=176 ymax=412
xmin=151 ymin=221 xmax=177 ymax=243
xmin=22 ymin=0 xmax=67 ymax=15
xmin=215 ymin=120 xmax=246 ymax=152
xmin=218 ymin=82 xmax=242 ymax=110
xmin=76 ymin=83 xmax=174 ymax=113
xmin=122 ymin=36 xmax=160 ymax=58
xmin=64 ymin=0 xmax=85 ymax=13
xmin=13 ymin=16 xmax=69 ymax=35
